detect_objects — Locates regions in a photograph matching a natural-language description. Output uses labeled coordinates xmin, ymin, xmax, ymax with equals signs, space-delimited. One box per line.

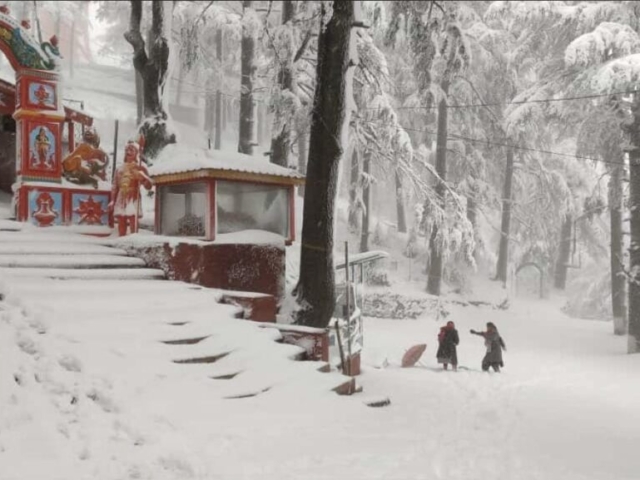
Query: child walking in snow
xmin=436 ymin=321 xmax=459 ymax=371
xmin=470 ymin=322 xmax=506 ymax=372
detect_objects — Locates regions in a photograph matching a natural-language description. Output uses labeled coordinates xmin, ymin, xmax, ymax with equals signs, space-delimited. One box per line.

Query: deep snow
xmin=2 ymin=259 xmax=639 ymax=480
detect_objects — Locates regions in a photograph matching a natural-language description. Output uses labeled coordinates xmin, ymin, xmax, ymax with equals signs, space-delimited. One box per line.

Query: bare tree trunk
xmin=467 ymin=181 xmax=477 ymax=229
xmin=627 ymin=94 xmax=640 ymax=353
xmin=215 ymin=29 xmax=223 ymax=150
xmin=496 ymin=147 xmax=515 ymax=285
xmin=175 ymin=61 xmax=185 ymax=106
xmin=135 ymin=71 xmax=144 ymax=125
xmin=125 ymin=0 xmax=176 ymax=159
xmin=257 ymin=104 xmax=265 ymax=146
xmin=294 ymin=0 xmax=355 ymax=328
xmin=554 ymin=214 xmax=572 ymax=290
xmin=204 ymin=89 xmax=214 ymax=138
xmin=395 ymin=171 xmax=407 ymax=233
xmin=348 ymin=148 xmax=360 ymax=230
xmin=609 ymin=162 xmax=627 ymax=334
xmin=269 ymin=0 xmax=296 ymax=166
xmin=427 ymin=86 xmax=449 ymax=296
xmin=222 ymin=95 xmax=227 ymax=132
xmin=297 ymin=129 xmax=307 ymax=197
xmin=360 ymin=150 xmax=371 ymax=252
xmin=238 ymin=0 xmax=255 ymax=155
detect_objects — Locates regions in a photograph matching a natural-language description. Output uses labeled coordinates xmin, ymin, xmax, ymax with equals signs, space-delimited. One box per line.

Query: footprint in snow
xmin=58 ymin=354 xmax=83 ymax=373
xmin=86 ymin=387 xmax=119 ymax=413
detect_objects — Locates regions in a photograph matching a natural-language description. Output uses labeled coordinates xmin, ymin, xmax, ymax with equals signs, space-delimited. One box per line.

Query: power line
xmin=364 ymin=89 xmax=638 ymax=111
xmin=396 ymin=124 xmax=625 ymax=166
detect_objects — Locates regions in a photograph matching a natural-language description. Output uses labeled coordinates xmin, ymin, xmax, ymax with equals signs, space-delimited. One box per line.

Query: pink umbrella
xmin=401 ymin=344 xmax=427 ymax=368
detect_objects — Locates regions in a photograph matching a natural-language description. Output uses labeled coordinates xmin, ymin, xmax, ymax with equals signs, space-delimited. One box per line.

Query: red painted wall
xmin=129 ymin=241 xmax=286 ymax=301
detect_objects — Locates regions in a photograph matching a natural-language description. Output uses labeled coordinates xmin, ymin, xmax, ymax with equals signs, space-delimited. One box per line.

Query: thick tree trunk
xmin=628 ymin=95 xmax=640 ymax=353
xmin=395 ymin=171 xmax=407 ymax=233
xmin=238 ymin=0 xmax=255 ymax=155
xmin=496 ymin=148 xmax=515 ymax=284
xmin=175 ymin=61 xmax=185 ymax=106
xmin=297 ymin=129 xmax=307 ymax=197
xmin=214 ymin=29 xmax=223 ymax=150
xmin=348 ymin=148 xmax=360 ymax=230
xmin=270 ymin=0 xmax=296 ymax=166
xmin=204 ymin=90 xmax=214 ymax=138
xmin=125 ymin=0 xmax=176 ymax=160
xmin=294 ymin=0 xmax=355 ymax=328
xmin=554 ymin=215 xmax=573 ymax=290
xmin=609 ymin=162 xmax=627 ymax=335
xmin=360 ymin=151 xmax=371 ymax=252
xmin=135 ymin=71 xmax=144 ymax=125
xmin=467 ymin=183 xmax=477 ymax=230
xmin=427 ymin=87 xmax=449 ymax=296
xmin=222 ymin=95 xmax=227 ymax=132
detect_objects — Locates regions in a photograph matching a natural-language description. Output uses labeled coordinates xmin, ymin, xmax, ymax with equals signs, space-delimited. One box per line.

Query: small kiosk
xmin=150 ymin=144 xmax=305 ymax=243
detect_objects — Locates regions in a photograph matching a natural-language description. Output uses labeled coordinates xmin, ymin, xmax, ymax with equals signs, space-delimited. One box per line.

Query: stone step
xmin=0 ymin=231 xmax=110 ymax=244
xmin=0 ymin=243 xmax=128 ymax=256
xmin=0 ymin=254 xmax=146 ymax=269
xmin=28 ymin=294 xmax=226 ymax=318
xmin=6 ymin=278 xmax=203 ymax=296
xmin=0 ymin=267 xmax=166 ymax=280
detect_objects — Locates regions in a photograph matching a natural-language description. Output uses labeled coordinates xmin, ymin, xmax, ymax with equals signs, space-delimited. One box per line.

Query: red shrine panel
xmin=25 ymin=79 xmax=57 ymax=111
xmin=19 ymin=120 xmax=61 ymax=179
xmin=24 ymin=187 xmax=63 ymax=227
xmin=19 ymin=186 xmax=111 ymax=227
xmin=70 ymin=191 xmax=110 ymax=226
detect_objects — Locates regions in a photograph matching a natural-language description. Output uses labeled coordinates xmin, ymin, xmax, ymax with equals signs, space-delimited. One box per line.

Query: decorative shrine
xmin=0 ymin=6 xmax=112 ymax=231
xmin=150 ymin=144 xmax=305 ymax=243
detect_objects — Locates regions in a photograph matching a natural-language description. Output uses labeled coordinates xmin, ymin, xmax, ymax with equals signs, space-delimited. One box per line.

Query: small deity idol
xmin=35 ymin=127 xmax=51 ymax=167
xmin=108 ymin=136 xmax=153 ymax=236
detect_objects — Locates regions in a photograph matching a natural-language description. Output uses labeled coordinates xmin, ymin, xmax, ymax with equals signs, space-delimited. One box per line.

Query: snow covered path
xmin=360 ymin=299 xmax=640 ymax=480
xmin=1 ymin=223 xmax=639 ymax=478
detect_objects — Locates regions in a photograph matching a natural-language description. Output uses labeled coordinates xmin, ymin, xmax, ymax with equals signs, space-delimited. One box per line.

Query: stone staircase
xmin=0 ymin=222 xmax=355 ymax=399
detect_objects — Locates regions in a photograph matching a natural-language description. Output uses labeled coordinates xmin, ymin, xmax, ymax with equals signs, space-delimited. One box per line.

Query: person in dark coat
xmin=436 ymin=321 xmax=459 ymax=371
xmin=470 ymin=322 xmax=506 ymax=372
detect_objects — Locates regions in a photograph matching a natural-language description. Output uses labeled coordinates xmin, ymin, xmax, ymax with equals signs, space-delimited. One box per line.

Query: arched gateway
xmin=0 ymin=6 xmax=111 ymax=229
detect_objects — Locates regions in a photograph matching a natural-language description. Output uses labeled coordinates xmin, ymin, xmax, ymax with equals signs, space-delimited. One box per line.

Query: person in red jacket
xmin=436 ymin=321 xmax=459 ymax=371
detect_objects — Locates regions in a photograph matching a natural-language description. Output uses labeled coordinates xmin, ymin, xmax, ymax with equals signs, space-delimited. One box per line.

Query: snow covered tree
xmin=268 ymin=0 xmax=296 ymax=166
xmin=124 ymin=0 xmax=177 ymax=160
xmin=238 ymin=1 xmax=257 ymax=155
xmin=262 ymin=1 xmax=319 ymax=169
xmin=294 ymin=0 xmax=357 ymax=328
xmin=628 ymin=93 xmax=640 ymax=353
xmin=426 ymin=8 xmax=470 ymax=296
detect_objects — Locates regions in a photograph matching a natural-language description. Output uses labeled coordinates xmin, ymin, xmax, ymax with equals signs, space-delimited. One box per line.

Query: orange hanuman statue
xmin=108 ymin=136 xmax=153 ymax=236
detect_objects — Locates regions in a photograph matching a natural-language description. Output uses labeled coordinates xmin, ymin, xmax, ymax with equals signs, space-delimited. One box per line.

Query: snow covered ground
xmin=2 ymin=238 xmax=639 ymax=480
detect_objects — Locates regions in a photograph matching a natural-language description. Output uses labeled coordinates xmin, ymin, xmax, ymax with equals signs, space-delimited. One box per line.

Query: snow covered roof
xmin=150 ymin=143 xmax=305 ymax=185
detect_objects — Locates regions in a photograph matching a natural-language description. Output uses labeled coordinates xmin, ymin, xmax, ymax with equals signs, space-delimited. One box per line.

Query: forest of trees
xmin=17 ymin=0 xmax=638 ymax=351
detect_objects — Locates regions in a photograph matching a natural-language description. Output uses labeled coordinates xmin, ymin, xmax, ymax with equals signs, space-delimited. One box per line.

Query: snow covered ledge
xmin=109 ymin=231 xmax=286 ymax=307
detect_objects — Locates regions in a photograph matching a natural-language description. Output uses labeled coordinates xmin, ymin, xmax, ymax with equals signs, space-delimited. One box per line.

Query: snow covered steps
xmin=0 ymin=227 xmax=357 ymax=398
xmin=0 ymin=267 xmax=166 ymax=280
xmin=0 ymin=229 xmax=165 ymax=279
xmin=0 ymin=254 xmax=146 ymax=269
